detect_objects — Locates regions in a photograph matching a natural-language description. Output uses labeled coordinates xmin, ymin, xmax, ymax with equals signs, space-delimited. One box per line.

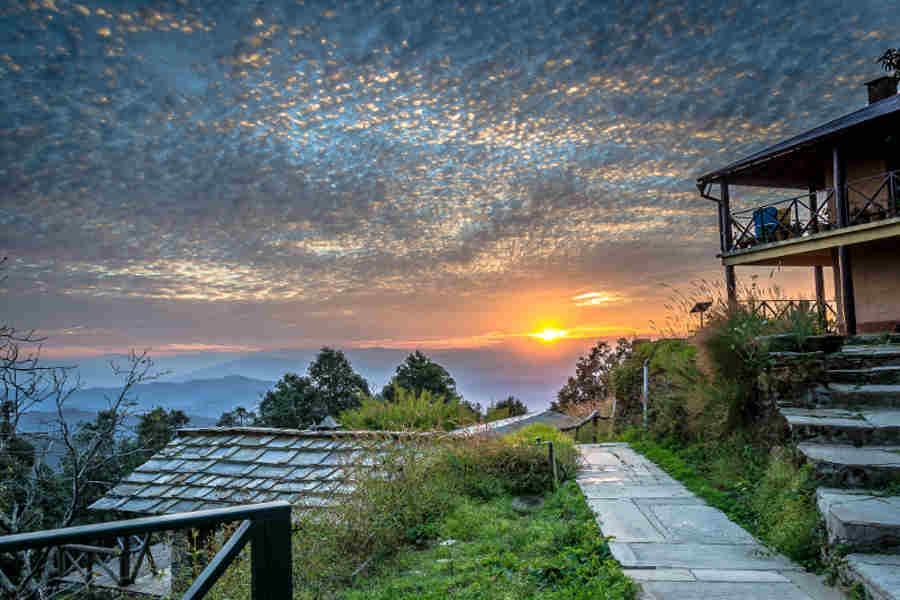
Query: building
xmin=697 ymin=76 xmax=900 ymax=334
xmin=85 ymin=427 xmax=426 ymax=595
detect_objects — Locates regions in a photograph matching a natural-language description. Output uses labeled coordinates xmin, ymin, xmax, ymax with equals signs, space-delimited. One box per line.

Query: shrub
xmin=435 ymin=427 xmax=578 ymax=498
xmin=751 ymin=448 xmax=822 ymax=564
xmin=338 ymin=385 xmax=479 ymax=431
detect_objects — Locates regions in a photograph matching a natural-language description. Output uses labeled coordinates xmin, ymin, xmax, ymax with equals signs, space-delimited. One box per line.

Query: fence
xmin=746 ymin=299 xmax=839 ymax=332
xmin=0 ymin=501 xmax=293 ymax=600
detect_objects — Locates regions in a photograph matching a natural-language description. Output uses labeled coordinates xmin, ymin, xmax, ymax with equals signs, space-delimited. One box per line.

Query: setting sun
xmin=530 ymin=328 xmax=569 ymax=342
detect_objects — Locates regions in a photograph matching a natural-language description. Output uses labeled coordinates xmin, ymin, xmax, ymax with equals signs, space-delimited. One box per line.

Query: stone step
xmin=844 ymin=333 xmax=900 ymax=346
xmin=841 ymin=553 xmax=900 ymax=600
xmin=797 ymin=442 xmax=900 ymax=486
xmin=781 ymin=408 xmax=900 ymax=445
xmin=813 ymin=384 xmax=900 ymax=408
xmin=816 ymin=488 xmax=900 ymax=551
xmin=828 ymin=366 xmax=900 ymax=385
xmin=828 ymin=345 xmax=900 ymax=370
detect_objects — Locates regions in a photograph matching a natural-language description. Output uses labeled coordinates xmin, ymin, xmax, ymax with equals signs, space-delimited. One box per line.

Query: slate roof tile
xmin=89 ymin=427 xmax=430 ymax=516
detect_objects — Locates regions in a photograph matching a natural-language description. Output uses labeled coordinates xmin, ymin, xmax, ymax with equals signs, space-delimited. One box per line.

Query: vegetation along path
xmin=577 ymin=443 xmax=846 ymax=600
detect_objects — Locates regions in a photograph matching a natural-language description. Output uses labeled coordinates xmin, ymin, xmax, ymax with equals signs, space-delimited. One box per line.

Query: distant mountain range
xmin=62 ymin=375 xmax=276 ymax=420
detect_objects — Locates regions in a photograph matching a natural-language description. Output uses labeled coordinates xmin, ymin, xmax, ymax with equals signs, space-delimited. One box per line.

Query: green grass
xmin=625 ymin=431 xmax=824 ymax=570
xmin=339 ymin=482 xmax=636 ymax=600
xmin=206 ymin=482 xmax=636 ymax=600
xmin=204 ymin=435 xmax=633 ymax=600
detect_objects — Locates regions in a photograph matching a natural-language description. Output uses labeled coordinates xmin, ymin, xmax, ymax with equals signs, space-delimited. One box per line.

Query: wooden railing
xmin=0 ymin=502 xmax=292 ymax=600
xmin=726 ymin=170 xmax=899 ymax=251
xmin=746 ymin=299 xmax=838 ymax=332
xmin=57 ymin=532 xmax=160 ymax=588
xmin=560 ymin=410 xmax=609 ymax=443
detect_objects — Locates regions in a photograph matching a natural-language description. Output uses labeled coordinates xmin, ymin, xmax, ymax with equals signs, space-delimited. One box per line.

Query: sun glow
xmin=530 ymin=328 xmax=569 ymax=342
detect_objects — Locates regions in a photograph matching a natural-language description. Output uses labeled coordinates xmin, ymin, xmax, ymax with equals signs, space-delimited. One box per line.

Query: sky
xmin=0 ymin=0 xmax=894 ymax=396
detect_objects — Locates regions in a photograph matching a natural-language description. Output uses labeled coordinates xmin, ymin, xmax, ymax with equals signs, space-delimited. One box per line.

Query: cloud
xmin=0 ymin=0 xmax=880 ymax=352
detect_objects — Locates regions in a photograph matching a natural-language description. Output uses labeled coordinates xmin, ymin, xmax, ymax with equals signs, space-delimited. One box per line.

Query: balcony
xmin=723 ymin=170 xmax=900 ymax=264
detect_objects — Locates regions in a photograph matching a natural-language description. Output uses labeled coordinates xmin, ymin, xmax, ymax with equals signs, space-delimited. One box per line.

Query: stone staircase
xmin=774 ymin=333 xmax=900 ymax=600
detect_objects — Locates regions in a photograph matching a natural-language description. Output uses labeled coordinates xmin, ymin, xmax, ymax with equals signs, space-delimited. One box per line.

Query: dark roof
xmin=89 ymin=427 xmax=428 ymax=515
xmin=453 ymin=410 xmax=576 ymax=437
xmin=697 ymin=93 xmax=900 ymax=189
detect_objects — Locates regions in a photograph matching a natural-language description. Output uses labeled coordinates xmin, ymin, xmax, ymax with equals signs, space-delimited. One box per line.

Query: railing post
xmin=251 ymin=504 xmax=293 ymax=600
xmin=119 ymin=535 xmax=131 ymax=585
xmin=890 ymin=171 xmax=897 ymax=218
xmin=808 ymin=185 xmax=819 ymax=233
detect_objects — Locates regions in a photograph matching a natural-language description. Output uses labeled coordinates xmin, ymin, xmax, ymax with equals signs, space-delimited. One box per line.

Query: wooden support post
xmin=592 ymin=413 xmax=598 ymax=443
xmin=833 ymin=147 xmax=857 ymax=335
xmin=831 ymin=248 xmax=845 ymax=334
xmin=839 ymin=247 xmax=856 ymax=335
xmin=721 ymin=179 xmax=737 ymax=307
xmin=814 ymin=266 xmax=826 ymax=330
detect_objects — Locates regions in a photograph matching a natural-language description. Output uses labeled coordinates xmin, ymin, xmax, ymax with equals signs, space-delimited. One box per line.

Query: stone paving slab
xmin=587 ymin=499 xmax=666 ymax=542
xmin=639 ymin=581 xmax=824 ymax=599
xmin=817 ymin=488 xmax=900 ymax=549
xmin=577 ymin=444 xmax=848 ymax=600
xmin=648 ymin=505 xmax=758 ymax=545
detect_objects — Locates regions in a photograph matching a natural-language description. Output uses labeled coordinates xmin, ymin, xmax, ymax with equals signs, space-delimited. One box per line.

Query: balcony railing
xmin=726 ymin=170 xmax=899 ymax=251
xmin=0 ymin=501 xmax=292 ymax=600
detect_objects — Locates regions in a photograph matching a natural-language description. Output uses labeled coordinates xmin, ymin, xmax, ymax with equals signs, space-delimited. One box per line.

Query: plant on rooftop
xmin=877 ymin=47 xmax=900 ymax=76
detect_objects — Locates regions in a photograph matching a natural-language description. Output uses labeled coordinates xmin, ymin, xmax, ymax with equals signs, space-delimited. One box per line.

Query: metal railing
xmin=0 ymin=501 xmax=292 ymax=600
xmin=726 ymin=170 xmax=899 ymax=251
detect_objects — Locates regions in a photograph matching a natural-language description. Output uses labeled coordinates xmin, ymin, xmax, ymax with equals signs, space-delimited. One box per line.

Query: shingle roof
xmin=697 ymin=93 xmax=900 ymax=186
xmin=90 ymin=427 xmax=427 ymax=515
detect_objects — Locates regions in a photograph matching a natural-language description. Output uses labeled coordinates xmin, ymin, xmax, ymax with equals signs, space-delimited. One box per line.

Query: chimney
xmin=865 ymin=76 xmax=898 ymax=104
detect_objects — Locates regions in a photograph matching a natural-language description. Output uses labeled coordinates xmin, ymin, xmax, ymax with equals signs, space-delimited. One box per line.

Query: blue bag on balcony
xmin=753 ymin=206 xmax=778 ymax=241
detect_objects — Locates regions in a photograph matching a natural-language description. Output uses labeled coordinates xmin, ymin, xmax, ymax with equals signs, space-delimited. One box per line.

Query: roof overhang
xmin=697 ymin=94 xmax=900 ymax=190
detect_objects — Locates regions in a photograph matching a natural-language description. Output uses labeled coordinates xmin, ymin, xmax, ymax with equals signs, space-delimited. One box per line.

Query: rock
xmin=511 ymin=495 xmax=544 ymax=513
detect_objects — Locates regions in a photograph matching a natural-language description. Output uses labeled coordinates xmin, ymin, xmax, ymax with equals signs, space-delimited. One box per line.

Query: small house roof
xmin=89 ymin=427 xmax=428 ymax=515
xmin=453 ymin=410 xmax=576 ymax=437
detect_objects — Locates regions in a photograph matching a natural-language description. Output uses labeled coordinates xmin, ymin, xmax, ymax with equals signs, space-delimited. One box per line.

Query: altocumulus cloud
xmin=0 ymin=0 xmax=893 ymax=349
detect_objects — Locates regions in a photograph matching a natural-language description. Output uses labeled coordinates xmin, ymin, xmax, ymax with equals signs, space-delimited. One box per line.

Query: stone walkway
xmin=577 ymin=443 xmax=847 ymax=600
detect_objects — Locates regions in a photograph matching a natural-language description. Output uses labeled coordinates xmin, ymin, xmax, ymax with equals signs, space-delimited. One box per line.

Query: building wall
xmin=851 ymin=237 xmax=900 ymax=332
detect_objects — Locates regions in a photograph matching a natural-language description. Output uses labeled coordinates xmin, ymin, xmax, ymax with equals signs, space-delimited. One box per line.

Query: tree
xmin=485 ymin=395 xmax=528 ymax=422
xmin=63 ymin=409 xmax=143 ymax=517
xmin=307 ymin=347 xmax=369 ymax=415
xmin=257 ymin=373 xmax=321 ymax=428
xmin=552 ymin=339 xmax=633 ymax=413
xmin=381 ymin=351 xmax=461 ymax=403
xmin=256 ymin=348 xmax=369 ymax=429
xmin=217 ymin=406 xmax=256 ymax=427
xmin=1 ymin=345 xmax=159 ymax=598
xmin=136 ymin=407 xmax=190 ymax=459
